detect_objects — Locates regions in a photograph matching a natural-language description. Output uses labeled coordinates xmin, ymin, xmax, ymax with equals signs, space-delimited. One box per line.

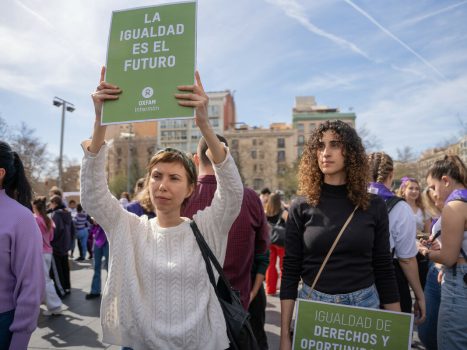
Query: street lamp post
xmin=53 ymin=97 xmax=75 ymax=190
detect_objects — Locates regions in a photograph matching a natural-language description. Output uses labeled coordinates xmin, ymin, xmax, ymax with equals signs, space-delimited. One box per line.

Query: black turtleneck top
xmin=280 ymin=183 xmax=399 ymax=305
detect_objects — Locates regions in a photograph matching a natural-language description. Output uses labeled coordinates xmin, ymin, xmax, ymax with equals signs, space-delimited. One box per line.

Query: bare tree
xmin=396 ymin=146 xmax=416 ymax=163
xmin=0 ymin=115 xmax=9 ymax=140
xmin=277 ymin=160 xmax=299 ymax=199
xmin=436 ymin=116 xmax=467 ymax=147
xmin=456 ymin=115 xmax=467 ymax=138
xmin=10 ymin=122 xmax=51 ymax=184
xmin=357 ymin=125 xmax=382 ymax=152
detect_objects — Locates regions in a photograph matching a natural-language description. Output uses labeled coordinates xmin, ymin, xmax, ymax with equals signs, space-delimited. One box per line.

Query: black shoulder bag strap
xmin=190 ymin=221 xmax=233 ymax=291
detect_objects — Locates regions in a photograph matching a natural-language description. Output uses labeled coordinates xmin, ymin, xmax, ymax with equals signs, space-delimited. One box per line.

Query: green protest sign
xmin=293 ymin=299 xmax=413 ymax=350
xmin=102 ymin=2 xmax=197 ymax=124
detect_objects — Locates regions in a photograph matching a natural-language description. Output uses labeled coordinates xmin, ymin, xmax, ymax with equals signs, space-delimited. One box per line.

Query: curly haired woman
xmin=279 ymin=120 xmax=400 ymax=350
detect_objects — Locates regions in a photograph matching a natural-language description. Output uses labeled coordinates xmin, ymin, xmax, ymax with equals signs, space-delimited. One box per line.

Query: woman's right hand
xmin=91 ymin=66 xmax=121 ymax=120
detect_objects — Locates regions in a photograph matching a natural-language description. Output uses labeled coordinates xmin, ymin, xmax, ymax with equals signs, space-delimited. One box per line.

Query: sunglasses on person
xmin=154 ymin=147 xmax=197 ymax=177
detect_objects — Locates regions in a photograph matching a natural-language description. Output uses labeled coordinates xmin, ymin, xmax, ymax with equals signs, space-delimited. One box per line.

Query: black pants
xmin=416 ymin=253 xmax=429 ymax=289
xmin=248 ymin=284 xmax=269 ymax=350
xmin=393 ymin=259 xmax=412 ymax=313
xmin=0 ymin=309 xmax=14 ymax=350
xmin=50 ymin=253 xmax=71 ymax=297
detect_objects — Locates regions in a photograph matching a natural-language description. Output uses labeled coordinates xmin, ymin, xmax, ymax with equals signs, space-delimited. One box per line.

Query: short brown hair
xmin=147 ymin=148 xmax=197 ymax=187
xmin=142 ymin=148 xmax=197 ymax=210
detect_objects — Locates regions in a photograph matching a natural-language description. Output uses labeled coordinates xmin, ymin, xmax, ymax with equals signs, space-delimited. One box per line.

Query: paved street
xmin=29 ymin=259 xmax=424 ymax=349
xmin=29 ymin=259 xmax=282 ymax=349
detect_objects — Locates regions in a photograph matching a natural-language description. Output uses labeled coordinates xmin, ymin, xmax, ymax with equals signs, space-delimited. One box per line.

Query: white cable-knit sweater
xmin=80 ymin=141 xmax=243 ymax=350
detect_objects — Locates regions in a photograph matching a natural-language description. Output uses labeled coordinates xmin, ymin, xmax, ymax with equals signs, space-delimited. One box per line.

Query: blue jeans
xmin=76 ymin=228 xmax=89 ymax=258
xmin=298 ymin=283 xmax=380 ymax=309
xmin=437 ymin=264 xmax=467 ymax=350
xmin=0 ymin=309 xmax=14 ymax=350
xmin=418 ymin=262 xmax=441 ymax=350
xmin=90 ymin=242 xmax=109 ymax=294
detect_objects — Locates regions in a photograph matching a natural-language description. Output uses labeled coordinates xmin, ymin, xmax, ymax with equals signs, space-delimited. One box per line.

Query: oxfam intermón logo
xmin=142 ymin=87 xmax=154 ymax=99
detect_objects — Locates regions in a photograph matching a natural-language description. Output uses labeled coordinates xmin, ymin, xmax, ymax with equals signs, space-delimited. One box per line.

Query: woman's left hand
xmin=175 ymin=71 xmax=209 ymax=126
xmin=413 ymin=298 xmax=426 ymax=325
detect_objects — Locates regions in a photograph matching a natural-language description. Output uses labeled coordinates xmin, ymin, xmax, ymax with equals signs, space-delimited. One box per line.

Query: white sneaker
xmin=43 ymin=307 xmax=63 ymax=316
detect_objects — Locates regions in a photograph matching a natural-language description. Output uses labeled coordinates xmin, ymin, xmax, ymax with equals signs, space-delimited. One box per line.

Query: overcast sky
xmin=1 ymin=0 xmax=466 ymax=162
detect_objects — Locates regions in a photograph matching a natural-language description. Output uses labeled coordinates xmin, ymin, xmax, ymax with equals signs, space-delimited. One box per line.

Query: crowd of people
xmin=0 ymin=70 xmax=466 ymax=350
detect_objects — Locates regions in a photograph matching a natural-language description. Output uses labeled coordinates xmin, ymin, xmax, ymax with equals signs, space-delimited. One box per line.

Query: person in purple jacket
xmin=0 ymin=141 xmax=44 ymax=350
xmin=86 ymin=219 xmax=109 ymax=299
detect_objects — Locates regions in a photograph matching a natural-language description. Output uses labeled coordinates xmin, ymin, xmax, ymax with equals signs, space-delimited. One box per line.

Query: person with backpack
xmin=280 ymin=121 xmax=400 ymax=350
xmin=49 ymin=195 xmax=74 ymax=297
xmin=419 ymin=155 xmax=467 ymax=349
xmin=368 ymin=152 xmax=426 ymax=323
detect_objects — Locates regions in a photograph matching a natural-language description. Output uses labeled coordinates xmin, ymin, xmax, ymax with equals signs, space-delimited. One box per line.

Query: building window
xmin=277 ymin=165 xmax=286 ymax=175
xmin=277 ymin=138 xmax=285 ymax=148
xmin=251 ymin=150 xmax=257 ymax=159
xmin=258 ymin=139 xmax=264 ymax=146
xmin=252 ymin=139 xmax=257 ymax=146
xmin=277 ymin=150 xmax=285 ymax=162
xmin=210 ymin=118 xmax=219 ymax=127
xmin=116 ymin=147 xmax=122 ymax=156
xmin=208 ymin=105 xmax=220 ymax=117
xmin=298 ymin=135 xmax=305 ymax=146
xmin=231 ymin=139 xmax=238 ymax=148
xmin=253 ymin=178 xmax=264 ymax=190
xmin=253 ymin=164 xmax=257 ymax=172
xmin=297 ymin=123 xmax=304 ymax=133
xmin=297 ymin=147 xmax=303 ymax=157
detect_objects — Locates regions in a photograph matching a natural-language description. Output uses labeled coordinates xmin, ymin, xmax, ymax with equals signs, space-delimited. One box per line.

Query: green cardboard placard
xmin=293 ymin=299 xmax=413 ymax=350
xmin=102 ymin=1 xmax=197 ymax=124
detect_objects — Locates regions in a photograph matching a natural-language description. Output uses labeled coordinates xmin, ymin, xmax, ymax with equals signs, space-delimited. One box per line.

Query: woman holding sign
xmin=80 ymin=68 xmax=243 ymax=349
xmin=419 ymin=155 xmax=467 ymax=350
xmin=279 ymin=121 xmax=400 ymax=350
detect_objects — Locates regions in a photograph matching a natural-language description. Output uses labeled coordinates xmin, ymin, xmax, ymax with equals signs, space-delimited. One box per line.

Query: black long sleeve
xmin=280 ymin=183 xmax=399 ymax=304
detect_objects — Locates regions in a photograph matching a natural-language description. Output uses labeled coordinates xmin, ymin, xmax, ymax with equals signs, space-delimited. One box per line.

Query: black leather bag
xmin=190 ymin=221 xmax=259 ymax=350
xmin=270 ymin=214 xmax=286 ymax=247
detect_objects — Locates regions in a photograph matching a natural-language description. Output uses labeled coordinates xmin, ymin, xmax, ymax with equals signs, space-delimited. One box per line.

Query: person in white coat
xmin=80 ymin=68 xmax=243 ymax=350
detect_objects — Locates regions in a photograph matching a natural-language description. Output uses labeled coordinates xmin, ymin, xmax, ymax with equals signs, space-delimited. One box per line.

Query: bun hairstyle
xmin=427 ymin=155 xmax=467 ymax=187
xmin=0 ymin=141 xmax=32 ymax=210
xmin=33 ymin=196 xmax=52 ymax=230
